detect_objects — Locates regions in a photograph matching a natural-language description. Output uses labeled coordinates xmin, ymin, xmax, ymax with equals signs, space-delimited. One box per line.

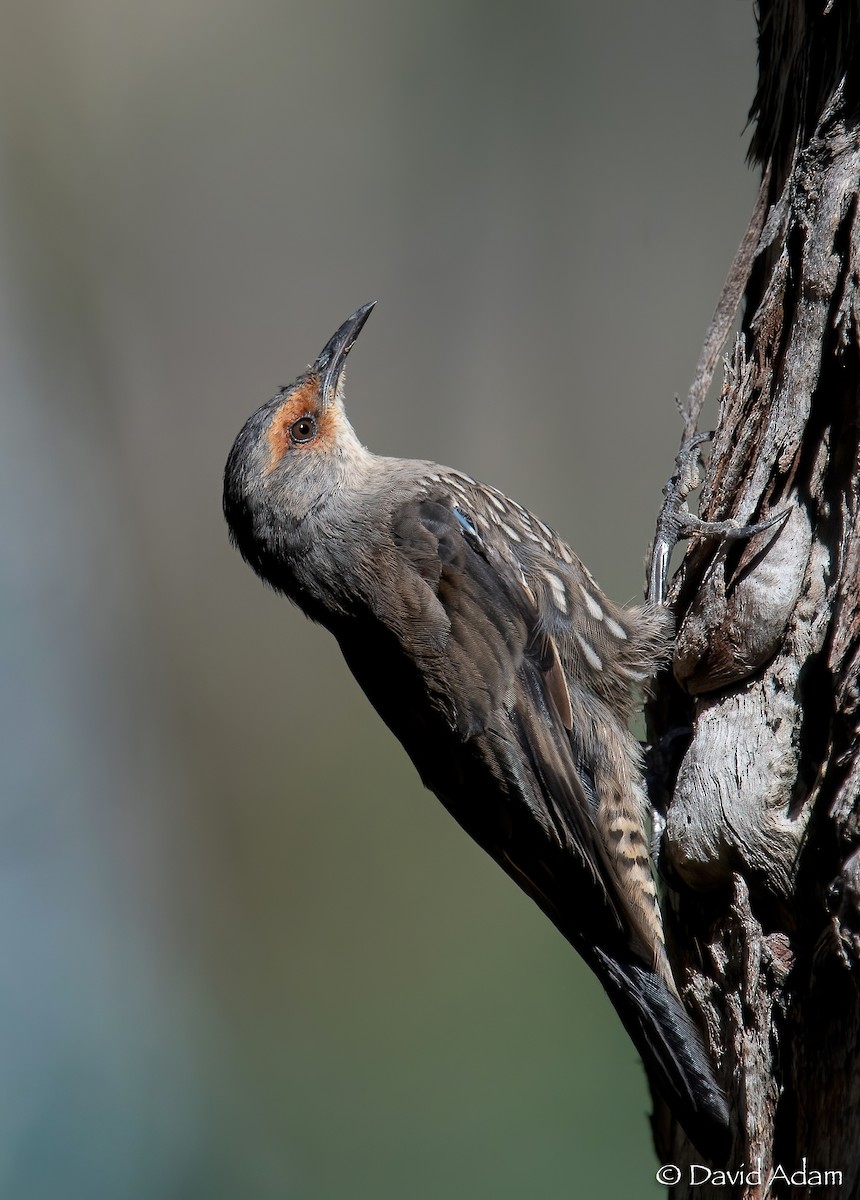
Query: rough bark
xmin=647 ymin=2 xmax=860 ymax=1194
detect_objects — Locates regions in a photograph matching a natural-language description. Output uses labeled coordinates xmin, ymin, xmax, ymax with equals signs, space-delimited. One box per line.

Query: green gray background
xmin=1 ymin=3 xmax=755 ymax=1197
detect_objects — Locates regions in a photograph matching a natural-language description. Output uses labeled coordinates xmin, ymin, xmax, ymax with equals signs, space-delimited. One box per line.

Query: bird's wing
xmin=388 ymin=497 xmax=569 ymax=732
xmin=383 ymin=494 xmax=639 ymax=943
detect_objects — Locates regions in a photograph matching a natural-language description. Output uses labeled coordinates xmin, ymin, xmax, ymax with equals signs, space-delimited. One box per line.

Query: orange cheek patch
xmin=264 ymin=380 xmax=337 ymax=473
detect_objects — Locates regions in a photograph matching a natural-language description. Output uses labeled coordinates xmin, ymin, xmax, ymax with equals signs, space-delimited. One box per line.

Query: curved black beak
xmin=313 ymin=301 xmax=377 ymax=410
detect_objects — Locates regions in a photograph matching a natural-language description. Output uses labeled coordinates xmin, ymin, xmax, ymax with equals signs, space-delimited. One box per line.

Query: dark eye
xmin=289 ymin=416 xmax=318 ymax=444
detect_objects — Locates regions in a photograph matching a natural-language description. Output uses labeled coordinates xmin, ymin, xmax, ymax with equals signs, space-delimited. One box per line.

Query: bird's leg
xmin=646 ymin=430 xmax=789 ymax=607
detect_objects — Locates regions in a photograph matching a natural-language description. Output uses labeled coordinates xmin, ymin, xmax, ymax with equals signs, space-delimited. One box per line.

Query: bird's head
xmin=223 ymin=302 xmax=375 ymax=579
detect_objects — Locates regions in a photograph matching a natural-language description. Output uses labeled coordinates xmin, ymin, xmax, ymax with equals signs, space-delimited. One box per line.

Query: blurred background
xmin=0 ymin=3 xmax=757 ymax=1197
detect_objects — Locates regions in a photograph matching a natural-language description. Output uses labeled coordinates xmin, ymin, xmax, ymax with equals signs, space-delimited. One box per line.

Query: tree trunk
xmin=648 ymin=1 xmax=860 ymax=1193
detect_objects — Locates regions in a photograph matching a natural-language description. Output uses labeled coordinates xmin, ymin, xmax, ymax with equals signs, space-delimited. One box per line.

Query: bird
xmin=223 ymin=302 xmax=731 ymax=1162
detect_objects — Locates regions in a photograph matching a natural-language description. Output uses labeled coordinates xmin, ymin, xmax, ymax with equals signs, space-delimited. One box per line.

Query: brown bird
xmin=223 ymin=303 xmax=730 ymax=1161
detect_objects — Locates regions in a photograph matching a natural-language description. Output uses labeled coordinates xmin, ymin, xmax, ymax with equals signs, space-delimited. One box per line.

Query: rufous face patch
xmin=264 ymin=377 xmax=339 ymax=473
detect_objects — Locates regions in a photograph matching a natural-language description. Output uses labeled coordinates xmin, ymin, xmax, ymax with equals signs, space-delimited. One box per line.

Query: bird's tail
xmin=593 ymin=948 xmax=731 ymax=1164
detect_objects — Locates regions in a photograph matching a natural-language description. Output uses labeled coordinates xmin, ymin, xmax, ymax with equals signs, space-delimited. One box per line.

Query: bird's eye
xmin=289 ymin=416 xmax=318 ymax=444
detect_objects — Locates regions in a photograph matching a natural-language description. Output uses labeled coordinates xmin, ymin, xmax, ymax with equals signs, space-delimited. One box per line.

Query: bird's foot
xmin=647 ymin=431 xmax=789 ymax=606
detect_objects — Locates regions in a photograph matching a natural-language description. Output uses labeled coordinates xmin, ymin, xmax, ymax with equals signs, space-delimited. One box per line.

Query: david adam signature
xmin=656 ymin=1158 xmax=842 ymax=1187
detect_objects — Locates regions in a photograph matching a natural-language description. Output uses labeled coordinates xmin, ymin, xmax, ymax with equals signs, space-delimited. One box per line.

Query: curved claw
xmin=647 ymin=430 xmax=791 ymax=606
xmin=677 ymin=507 xmax=790 ymax=543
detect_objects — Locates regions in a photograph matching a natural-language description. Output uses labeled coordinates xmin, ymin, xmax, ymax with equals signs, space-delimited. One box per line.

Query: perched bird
xmin=223 ymin=303 xmax=730 ymax=1161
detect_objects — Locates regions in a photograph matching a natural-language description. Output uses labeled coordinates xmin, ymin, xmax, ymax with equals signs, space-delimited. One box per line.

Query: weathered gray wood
xmin=648 ymin=1 xmax=860 ymax=1192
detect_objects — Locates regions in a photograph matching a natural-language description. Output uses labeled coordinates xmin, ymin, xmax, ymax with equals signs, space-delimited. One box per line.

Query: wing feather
xmin=384 ymin=497 xmax=637 ymax=942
